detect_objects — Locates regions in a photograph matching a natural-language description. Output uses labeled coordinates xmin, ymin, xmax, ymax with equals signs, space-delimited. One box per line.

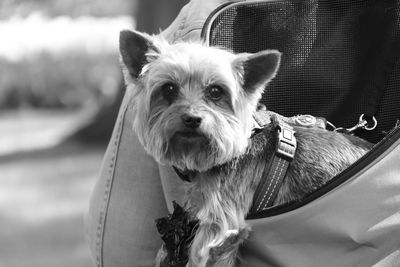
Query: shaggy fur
xmin=119 ymin=30 xmax=372 ymax=267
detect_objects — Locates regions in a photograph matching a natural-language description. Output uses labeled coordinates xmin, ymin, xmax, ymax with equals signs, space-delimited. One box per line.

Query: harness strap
xmin=249 ymin=118 xmax=296 ymax=214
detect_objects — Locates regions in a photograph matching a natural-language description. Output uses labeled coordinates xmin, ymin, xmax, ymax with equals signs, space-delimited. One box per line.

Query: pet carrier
xmin=201 ymin=0 xmax=400 ymax=266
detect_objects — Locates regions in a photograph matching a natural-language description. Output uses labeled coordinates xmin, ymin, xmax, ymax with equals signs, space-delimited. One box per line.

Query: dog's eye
xmin=207 ymin=85 xmax=224 ymax=101
xmin=161 ymin=83 xmax=179 ymax=102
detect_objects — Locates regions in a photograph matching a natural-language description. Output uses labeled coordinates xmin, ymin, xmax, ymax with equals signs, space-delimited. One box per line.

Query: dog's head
xmin=119 ymin=30 xmax=281 ymax=172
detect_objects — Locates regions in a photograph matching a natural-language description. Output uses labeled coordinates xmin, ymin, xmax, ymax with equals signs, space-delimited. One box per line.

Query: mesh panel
xmin=206 ymin=0 xmax=400 ymax=143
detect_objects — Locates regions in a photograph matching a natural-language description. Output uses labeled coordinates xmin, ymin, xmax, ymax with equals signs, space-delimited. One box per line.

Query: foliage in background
xmin=0 ymin=0 xmax=136 ymax=19
xmin=0 ymin=53 xmax=121 ymax=110
xmin=0 ymin=0 xmax=134 ymax=110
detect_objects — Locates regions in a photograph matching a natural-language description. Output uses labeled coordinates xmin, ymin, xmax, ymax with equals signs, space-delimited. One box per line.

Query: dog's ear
xmin=119 ymin=30 xmax=160 ymax=79
xmin=233 ymin=50 xmax=281 ymax=94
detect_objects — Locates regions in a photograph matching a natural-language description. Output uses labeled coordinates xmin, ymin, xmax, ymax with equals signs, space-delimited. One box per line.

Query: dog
xmin=119 ymin=30 xmax=372 ymax=267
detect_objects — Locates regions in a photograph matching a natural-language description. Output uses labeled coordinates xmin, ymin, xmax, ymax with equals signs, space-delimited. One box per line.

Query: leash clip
xmin=335 ymin=114 xmax=377 ymax=134
xmin=276 ymin=126 xmax=297 ymax=160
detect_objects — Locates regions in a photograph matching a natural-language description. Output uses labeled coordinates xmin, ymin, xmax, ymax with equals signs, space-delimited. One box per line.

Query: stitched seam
xmin=95 ymin=102 xmax=128 ymax=267
xmin=255 ymin=157 xmax=281 ymax=211
xmin=263 ymin=158 xmax=286 ymax=210
xmin=180 ymin=26 xmax=203 ymax=39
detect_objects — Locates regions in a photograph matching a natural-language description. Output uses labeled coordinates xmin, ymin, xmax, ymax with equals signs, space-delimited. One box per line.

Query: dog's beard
xmin=165 ymin=132 xmax=215 ymax=172
xmin=161 ymin=125 xmax=249 ymax=172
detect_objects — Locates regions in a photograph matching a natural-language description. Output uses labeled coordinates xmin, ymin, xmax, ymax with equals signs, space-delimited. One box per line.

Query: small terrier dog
xmin=119 ymin=30 xmax=372 ymax=267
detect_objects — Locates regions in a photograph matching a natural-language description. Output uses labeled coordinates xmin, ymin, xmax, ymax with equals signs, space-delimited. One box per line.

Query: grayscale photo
xmin=1 ymin=1 xmax=400 ymax=267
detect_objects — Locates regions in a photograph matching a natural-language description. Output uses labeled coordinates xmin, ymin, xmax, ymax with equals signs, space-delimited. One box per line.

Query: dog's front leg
xmin=187 ymin=226 xmax=249 ymax=267
xmin=154 ymin=245 xmax=168 ymax=267
xmin=207 ymin=228 xmax=250 ymax=267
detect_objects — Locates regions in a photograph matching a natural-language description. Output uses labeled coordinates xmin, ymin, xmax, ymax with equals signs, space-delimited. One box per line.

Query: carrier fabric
xmin=241 ymin=135 xmax=400 ymax=266
xmin=206 ymin=0 xmax=400 ymax=144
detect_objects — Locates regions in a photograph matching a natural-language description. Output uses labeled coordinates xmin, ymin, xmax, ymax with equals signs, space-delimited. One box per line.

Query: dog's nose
xmin=181 ymin=114 xmax=202 ymax=128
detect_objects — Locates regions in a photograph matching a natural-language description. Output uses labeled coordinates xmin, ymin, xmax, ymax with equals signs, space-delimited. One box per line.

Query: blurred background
xmin=0 ymin=0 xmax=184 ymax=266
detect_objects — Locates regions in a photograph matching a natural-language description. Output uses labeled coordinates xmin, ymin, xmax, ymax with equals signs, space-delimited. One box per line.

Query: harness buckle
xmin=276 ymin=127 xmax=297 ymax=160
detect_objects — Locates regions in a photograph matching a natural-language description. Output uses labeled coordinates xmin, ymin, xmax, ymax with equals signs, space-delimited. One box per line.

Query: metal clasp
xmin=335 ymin=114 xmax=378 ymax=134
xmin=276 ymin=126 xmax=297 ymax=160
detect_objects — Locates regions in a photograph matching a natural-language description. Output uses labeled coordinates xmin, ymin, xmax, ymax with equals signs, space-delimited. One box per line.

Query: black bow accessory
xmin=155 ymin=201 xmax=199 ymax=267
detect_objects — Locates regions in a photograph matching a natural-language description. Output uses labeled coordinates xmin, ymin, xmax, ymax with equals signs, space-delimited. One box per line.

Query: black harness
xmin=249 ymin=117 xmax=296 ymax=214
